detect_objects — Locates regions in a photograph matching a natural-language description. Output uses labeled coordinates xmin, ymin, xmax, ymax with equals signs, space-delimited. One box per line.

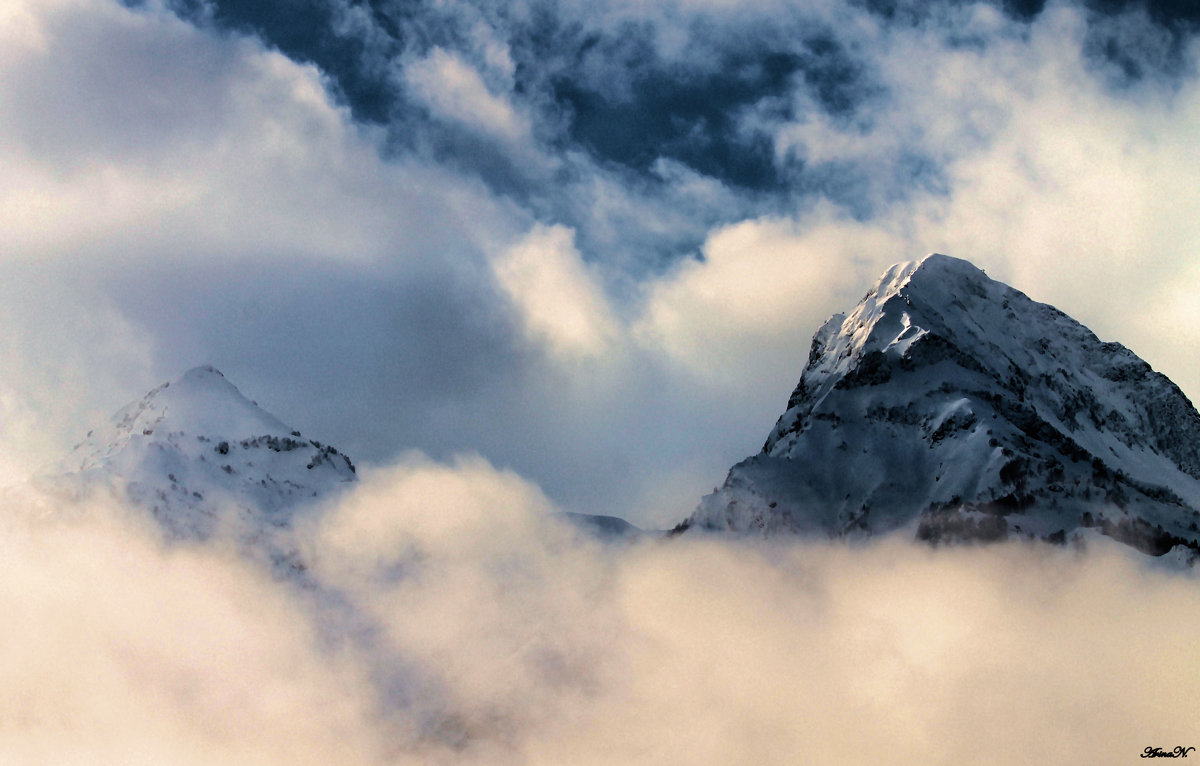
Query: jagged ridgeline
xmin=682 ymin=254 xmax=1200 ymax=561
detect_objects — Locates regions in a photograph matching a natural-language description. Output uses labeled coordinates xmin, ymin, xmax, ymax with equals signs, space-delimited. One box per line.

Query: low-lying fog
xmin=3 ymin=453 xmax=1196 ymax=765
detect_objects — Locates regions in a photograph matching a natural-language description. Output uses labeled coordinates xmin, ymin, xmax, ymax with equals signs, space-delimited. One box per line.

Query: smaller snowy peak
xmin=54 ymin=367 xmax=357 ymax=552
xmin=80 ymin=365 xmax=292 ymax=464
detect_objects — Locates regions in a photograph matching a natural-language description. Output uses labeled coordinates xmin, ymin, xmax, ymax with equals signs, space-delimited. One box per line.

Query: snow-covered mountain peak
xmin=686 ymin=254 xmax=1200 ymax=561
xmin=55 ymin=367 xmax=356 ymax=547
xmin=794 ymin=254 xmax=1013 ymax=420
xmin=88 ymin=365 xmax=292 ymax=456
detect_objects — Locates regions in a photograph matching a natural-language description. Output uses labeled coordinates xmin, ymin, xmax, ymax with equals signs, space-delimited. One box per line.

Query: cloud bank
xmin=3 ymin=457 xmax=1199 ymax=764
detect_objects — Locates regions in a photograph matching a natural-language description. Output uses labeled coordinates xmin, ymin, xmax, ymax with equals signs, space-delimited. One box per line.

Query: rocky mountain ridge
xmin=682 ymin=254 xmax=1200 ymax=561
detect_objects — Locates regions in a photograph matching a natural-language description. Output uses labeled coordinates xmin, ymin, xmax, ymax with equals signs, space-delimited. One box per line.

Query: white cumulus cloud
xmin=493 ymin=223 xmax=620 ymax=359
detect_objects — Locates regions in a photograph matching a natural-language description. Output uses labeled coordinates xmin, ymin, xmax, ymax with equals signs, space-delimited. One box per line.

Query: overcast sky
xmin=4 ymin=0 xmax=1200 ymax=526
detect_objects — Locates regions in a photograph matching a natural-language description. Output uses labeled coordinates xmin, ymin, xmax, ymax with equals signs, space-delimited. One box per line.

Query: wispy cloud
xmin=403 ymin=47 xmax=528 ymax=146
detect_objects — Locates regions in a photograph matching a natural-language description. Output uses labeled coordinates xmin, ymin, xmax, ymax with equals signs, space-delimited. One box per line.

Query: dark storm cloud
xmin=161 ymin=0 xmax=402 ymax=122
xmin=122 ymin=0 xmax=1198 ymax=299
xmin=150 ymin=0 xmax=879 ymax=211
xmin=1086 ymin=0 xmax=1200 ymax=26
xmin=861 ymin=0 xmax=1200 ymax=26
xmin=1082 ymin=6 xmax=1195 ymax=87
xmin=553 ymin=51 xmax=794 ymax=192
xmin=122 ymin=0 xmax=1196 ymax=303
xmin=153 ymin=0 xmax=1198 ymax=208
